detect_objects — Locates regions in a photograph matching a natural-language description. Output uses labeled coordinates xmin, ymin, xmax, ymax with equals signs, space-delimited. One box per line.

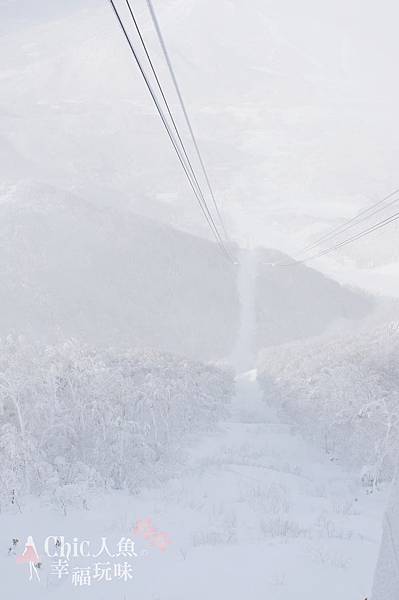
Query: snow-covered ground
xmin=0 ymin=232 xmax=387 ymax=599
xmin=2 ymin=4 xmax=396 ymax=594
xmin=1 ymin=370 xmax=385 ymax=599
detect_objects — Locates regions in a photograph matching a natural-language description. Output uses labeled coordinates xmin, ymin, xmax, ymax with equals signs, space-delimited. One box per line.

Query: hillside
xmin=0 ymin=186 xmax=375 ymax=362
xmin=0 ymin=182 xmax=239 ymax=361
xmin=257 ymin=319 xmax=399 ymax=481
xmin=1 ymin=3 xmax=397 ymax=599
xmin=254 ymin=247 xmax=372 ymax=349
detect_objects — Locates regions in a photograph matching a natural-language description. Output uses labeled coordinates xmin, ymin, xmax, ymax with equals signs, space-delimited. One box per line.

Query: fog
xmin=2 ymin=0 xmax=399 ymax=290
xmin=1 ymin=3 xmax=399 ymax=599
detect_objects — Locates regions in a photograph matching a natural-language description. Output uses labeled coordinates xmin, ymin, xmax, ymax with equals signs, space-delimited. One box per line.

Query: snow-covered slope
xmin=372 ymin=473 xmax=399 ymax=600
xmin=255 ymin=247 xmax=372 ymax=349
xmin=257 ymin=320 xmax=399 ymax=482
xmin=0 ymin=186 xmax=374 ymax=360
xmin=0 ymin=336 xmax=233 ymax=506
xmin=0 ymin=370 xmax=384 ymax=600
xmin=0 ymin=182 xmax=239 ymax=361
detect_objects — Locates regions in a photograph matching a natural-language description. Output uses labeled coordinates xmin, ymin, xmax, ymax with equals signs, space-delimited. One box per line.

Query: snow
xmin=0 ymin=185 xmax=373 ymax=362
xmin=0 ymin=337 xmax=233 ymax=504
xmin=257 ymin=319 xmax=399 ymax=482
xmin=0 ymin=250 xmax=387 ymax=599
xmin=372 ymin=473 xmax=399 ymax=599
xmin=231 ymin=248 xmax=257 ymax=371
xmin=0 ymin=370 xmax=384 ymax=599
xmin=0 ymin=183 xmax=240 ymax=361
xmin=1 ymin=1 xmax=397 ymax=596
xmin=0 ymin=180 xmax=388 ymax=599
xmin=255 ymin=246 xmax=373 ymax=348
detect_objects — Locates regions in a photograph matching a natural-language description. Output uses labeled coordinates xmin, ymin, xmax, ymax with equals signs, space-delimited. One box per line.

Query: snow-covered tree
xmin=0 ymin=337 xmax=233 ymax=511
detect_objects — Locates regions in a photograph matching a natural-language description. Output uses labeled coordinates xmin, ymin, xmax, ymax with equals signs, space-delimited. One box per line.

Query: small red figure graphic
xmin=16 ymin=536 xmax=41 ymax=582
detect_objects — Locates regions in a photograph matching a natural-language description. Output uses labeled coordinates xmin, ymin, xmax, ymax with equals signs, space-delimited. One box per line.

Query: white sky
xmin=2 ymin=0 xmax=399 ymax=291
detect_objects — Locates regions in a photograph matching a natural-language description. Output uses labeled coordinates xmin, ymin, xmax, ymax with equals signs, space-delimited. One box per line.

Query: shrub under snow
xmin=257 ymin=321 xmax=399 ymax=486
xmin=0 ymin=337 xmax=233 ymax=511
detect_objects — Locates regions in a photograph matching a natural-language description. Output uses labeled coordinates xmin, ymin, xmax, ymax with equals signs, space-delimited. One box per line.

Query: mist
xmin=1 ymin=2 xmax=399 ymax=599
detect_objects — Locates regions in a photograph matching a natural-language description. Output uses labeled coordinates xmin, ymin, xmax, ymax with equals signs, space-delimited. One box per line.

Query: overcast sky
xmin=2 ymin=0 xmax=399 ymax=287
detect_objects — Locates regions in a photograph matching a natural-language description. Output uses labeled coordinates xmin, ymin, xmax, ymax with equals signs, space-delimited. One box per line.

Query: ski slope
xmin=0 ymin=370 xmax=384 ymax=599
xmin=0 ymin=249 xmax=385 ymax=599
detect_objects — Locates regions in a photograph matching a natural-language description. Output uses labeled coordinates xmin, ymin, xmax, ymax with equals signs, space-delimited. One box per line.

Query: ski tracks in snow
xmin=116 ymin=371 xmax=384 ymax=599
